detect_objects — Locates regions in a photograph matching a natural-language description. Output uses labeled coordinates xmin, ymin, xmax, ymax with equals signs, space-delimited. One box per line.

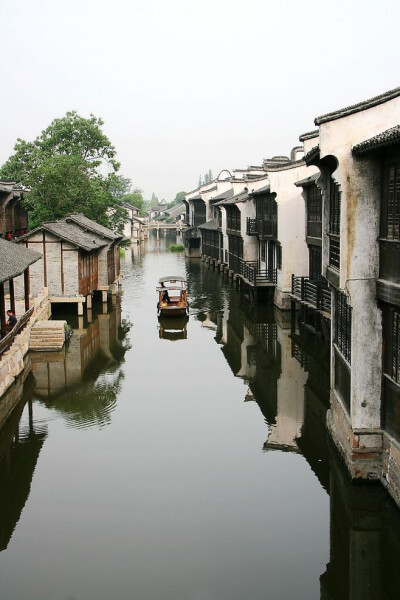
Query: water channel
xmin=1 ymin=233 xmax=400 ymax=599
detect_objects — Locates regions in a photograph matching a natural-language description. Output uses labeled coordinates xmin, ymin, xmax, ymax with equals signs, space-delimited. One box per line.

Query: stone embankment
xmin=0 ymin=288 xmax=52 ymax=413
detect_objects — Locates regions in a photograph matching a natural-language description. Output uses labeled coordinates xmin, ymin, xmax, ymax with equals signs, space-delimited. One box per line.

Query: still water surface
xmin=1 ymin=234 xmax=400 ymax=599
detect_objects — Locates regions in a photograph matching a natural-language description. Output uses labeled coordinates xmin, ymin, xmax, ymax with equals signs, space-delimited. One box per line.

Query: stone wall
xmin=0 ymin=288 xmax=51 ymax=401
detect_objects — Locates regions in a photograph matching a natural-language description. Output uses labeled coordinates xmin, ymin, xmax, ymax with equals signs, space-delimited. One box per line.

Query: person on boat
xmin=162 ymin=289 xmax=171 ymax=304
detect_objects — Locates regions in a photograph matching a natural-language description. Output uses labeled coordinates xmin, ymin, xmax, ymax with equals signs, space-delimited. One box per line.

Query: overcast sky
xmin=1 ymin=0 xmax=399 ymax=200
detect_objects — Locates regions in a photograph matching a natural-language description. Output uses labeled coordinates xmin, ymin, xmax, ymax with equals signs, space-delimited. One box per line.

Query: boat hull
xmin=158 ymin=306 xmax=188 ymax=317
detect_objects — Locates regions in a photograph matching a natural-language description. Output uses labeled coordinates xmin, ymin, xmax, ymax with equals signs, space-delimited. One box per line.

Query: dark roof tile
xmin=0 ymin=239 xmax=41 ymax=283
xmin=352 ymin=125 xmax=400 ymax=155
xmin=315 ymin=87 xmax=400 ymax=125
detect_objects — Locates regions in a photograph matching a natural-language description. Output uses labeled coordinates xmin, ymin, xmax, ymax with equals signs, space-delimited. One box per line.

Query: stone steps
xmin=29 ymin=320 xmax=66 ymax=352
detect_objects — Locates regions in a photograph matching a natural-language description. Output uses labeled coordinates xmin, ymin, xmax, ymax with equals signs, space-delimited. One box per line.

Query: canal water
xmin=1 ymin=233 xmax=400 ymax=600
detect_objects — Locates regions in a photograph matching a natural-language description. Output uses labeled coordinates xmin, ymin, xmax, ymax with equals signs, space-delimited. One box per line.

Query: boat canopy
xmin=158 ymin=276 xmax=186 ymax=284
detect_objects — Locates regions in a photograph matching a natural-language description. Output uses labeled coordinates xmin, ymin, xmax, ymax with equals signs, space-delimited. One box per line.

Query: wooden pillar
xmin=86 ymin=293 xmax=92 ymax=309
xmin=78 ymin=301 xmax=84 ymax=316
xmin=24 ymin=268 xmax=30 ymax=312
xmin=0 ymin=282 xmax=6 ymax=337
xmin=9 ymin=278 xmax=15 ymax=314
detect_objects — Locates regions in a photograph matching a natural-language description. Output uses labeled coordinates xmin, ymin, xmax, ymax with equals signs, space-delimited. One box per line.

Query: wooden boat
xmin=156 ymin=276 xmax=189 ymax=317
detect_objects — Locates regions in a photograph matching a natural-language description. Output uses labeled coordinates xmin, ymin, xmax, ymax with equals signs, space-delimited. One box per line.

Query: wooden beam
xmin=9 ymin=278 xmax=15 ymax=315
xmin=0 ymin=282 xmax=6 ymax=337
xmin=24 ymin=268 xmax=30 ymax=312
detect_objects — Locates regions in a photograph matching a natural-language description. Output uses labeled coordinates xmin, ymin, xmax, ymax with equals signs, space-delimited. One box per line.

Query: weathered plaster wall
xmin=239 ymin=199 xmax=257 ymax=262
xmin=268 ymin=163 xmax=318 ymax=302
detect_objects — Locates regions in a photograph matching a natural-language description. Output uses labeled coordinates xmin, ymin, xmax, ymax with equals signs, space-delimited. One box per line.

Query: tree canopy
xmin=121 ymin=188 xmax=146 ymax=216
xmin=167 ymin=191 xmax=186 ymax=208
xmin=0 ymin=111 xmax=127 ymax=231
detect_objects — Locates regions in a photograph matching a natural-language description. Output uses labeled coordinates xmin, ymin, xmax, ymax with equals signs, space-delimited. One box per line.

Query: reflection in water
xmin=158 ymin=316 xmax=188 ymax=341
xmin=1 ymin=234 xmax=400 ymax=599
xmin=31 ymin=299 xmax=131 ymax=429
xmin=0 ymin=377 xmax=47 ymax=551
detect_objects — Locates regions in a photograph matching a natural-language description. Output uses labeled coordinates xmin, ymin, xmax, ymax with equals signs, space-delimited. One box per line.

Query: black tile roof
xmin=315 ymin=87 xmax=400 ymax=125
xmin=294 ymin=173 xmax=320 ymax=187
xmin=304 ymin=146 xmax=320 ymax=166
xmin=352 ymin=125 xmax=400 ymax=155
xmin=65 ymin=213 xmax=122 ymax=240
xmin=198 ymin=217 xmax=219 ymax=231
xmin=0 ymin=239 xmax=41 ymax=284
xmin=210 ymin=188 xmax=234 ymax=202
xmin=214 ymin=190 xmax=249 ymax=206
xmin=249 ymin=184 xmax=271 ymax=196
xmin=299 ymin=130 xmax=319 ymax=142
xmin=18 ymin=221 xmax=108 ymax=252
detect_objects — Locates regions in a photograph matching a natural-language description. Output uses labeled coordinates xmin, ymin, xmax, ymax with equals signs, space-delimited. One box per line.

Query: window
xmin=309 ymin=246 xmax=322 ymax=280
xmin=382 ymin=305 xmax=400 ymax=440
xmin=329 ymin=180 xmax=341 ymax=269
xmin=228 ymin=234 xmax=243 ymax=273
xmin=384 ymin=307 xmax=400 ymax=384
xmin=226 ymin=206 xmax=241 ymax=232
xmin=381 ymin=153 xmax=400 ymax=241
xmin=306 ymin=184 xmax=322 ymax=238
xmin=334 ymin=290 xmax=352 ymax=363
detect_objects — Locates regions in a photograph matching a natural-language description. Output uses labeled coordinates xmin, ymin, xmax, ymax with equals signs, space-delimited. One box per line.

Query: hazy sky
xmin=1 ymin=0 xmax=399 ymax=200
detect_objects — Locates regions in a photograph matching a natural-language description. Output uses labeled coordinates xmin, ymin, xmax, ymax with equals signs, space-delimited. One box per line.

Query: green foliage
xmin=150 ymin=192 xmax=159 ymax=207
xmin=121 ymin=189 xmax=146 ymax=216
xmin=169 ymin=244 xmax=184 ymax=252
xmin=109 ymin=174 xmax=132 ymax=198
xmin=167 ymin=191 xmax=186 ymax=209
xmin=0 ymin=110 xmax=127 ymax=231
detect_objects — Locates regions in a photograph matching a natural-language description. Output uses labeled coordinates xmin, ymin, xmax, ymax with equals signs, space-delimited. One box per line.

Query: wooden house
xmin=0 ymin=182 xmax=29 ymax=239
xmin=63 ymin=214 xmax=123 ymax=300
xmin=0 ymin=238 xmax=41 ymax=342
xmin=15 ymin=220 xmax=108 ymax=314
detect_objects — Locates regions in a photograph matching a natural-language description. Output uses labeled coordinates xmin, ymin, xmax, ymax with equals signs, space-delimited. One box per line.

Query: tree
xmin=0 ymin=111 xmax=127 ymax=231
xmin=109 ymin=174 xmax=132 ymax=198
xmin=167 ymin=191 xmax=186 ymax=208
xmin=150 ymin=192 xmax=159 ymax=208
xmin=121 ymin=188 xmax=146 ymax=216
xmin=198 ymin=170 xmax=213 ymax=187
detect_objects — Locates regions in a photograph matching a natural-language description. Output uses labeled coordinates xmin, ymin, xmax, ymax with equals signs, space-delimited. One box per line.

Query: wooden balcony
xmin=240 ymin=260 xmax=277 ymax=287
xmin=291 ymin=275 xmax=331 ymax=314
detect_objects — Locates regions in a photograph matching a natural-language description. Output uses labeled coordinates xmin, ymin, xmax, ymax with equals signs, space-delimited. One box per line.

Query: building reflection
xmin=31 ymin=300 xmax=131 ymax=429
xmin=320 ymin=443 xmax=400 ymax=600
xmin=0 ymin=375 xmax=47 ymax=551
xmin=207 ymin=292 xmax=400 ymax=599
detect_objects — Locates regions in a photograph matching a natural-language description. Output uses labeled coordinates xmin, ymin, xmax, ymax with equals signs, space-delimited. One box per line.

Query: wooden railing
xmin=291 ymin=275 xmax=331 ymax=313
xmin=0 ymin=306 xmax=34 ymax=357
xmin=240 ymin=260 xmax=277 ymax=285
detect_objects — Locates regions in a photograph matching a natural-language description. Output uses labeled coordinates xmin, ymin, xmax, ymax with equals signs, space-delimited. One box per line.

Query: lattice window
xmin=334 ymin=290 xmax=352 ymax=363
xmin=307 ymin=185 xmax=322 ymax=222
xmin=309 ymin=246 xmax=322 ymax=280
xmin=306 ymin=184 xmax=322 ymax=239
xmin=381 ymin=155 xmax=400 ymax=241
xmin=384 ymin=307 xmax=400 ymax=383
xmin=329 ymin=181 xmax=341 ymax=235
xmin=226 ymin=206 xmax=241 ymax=232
